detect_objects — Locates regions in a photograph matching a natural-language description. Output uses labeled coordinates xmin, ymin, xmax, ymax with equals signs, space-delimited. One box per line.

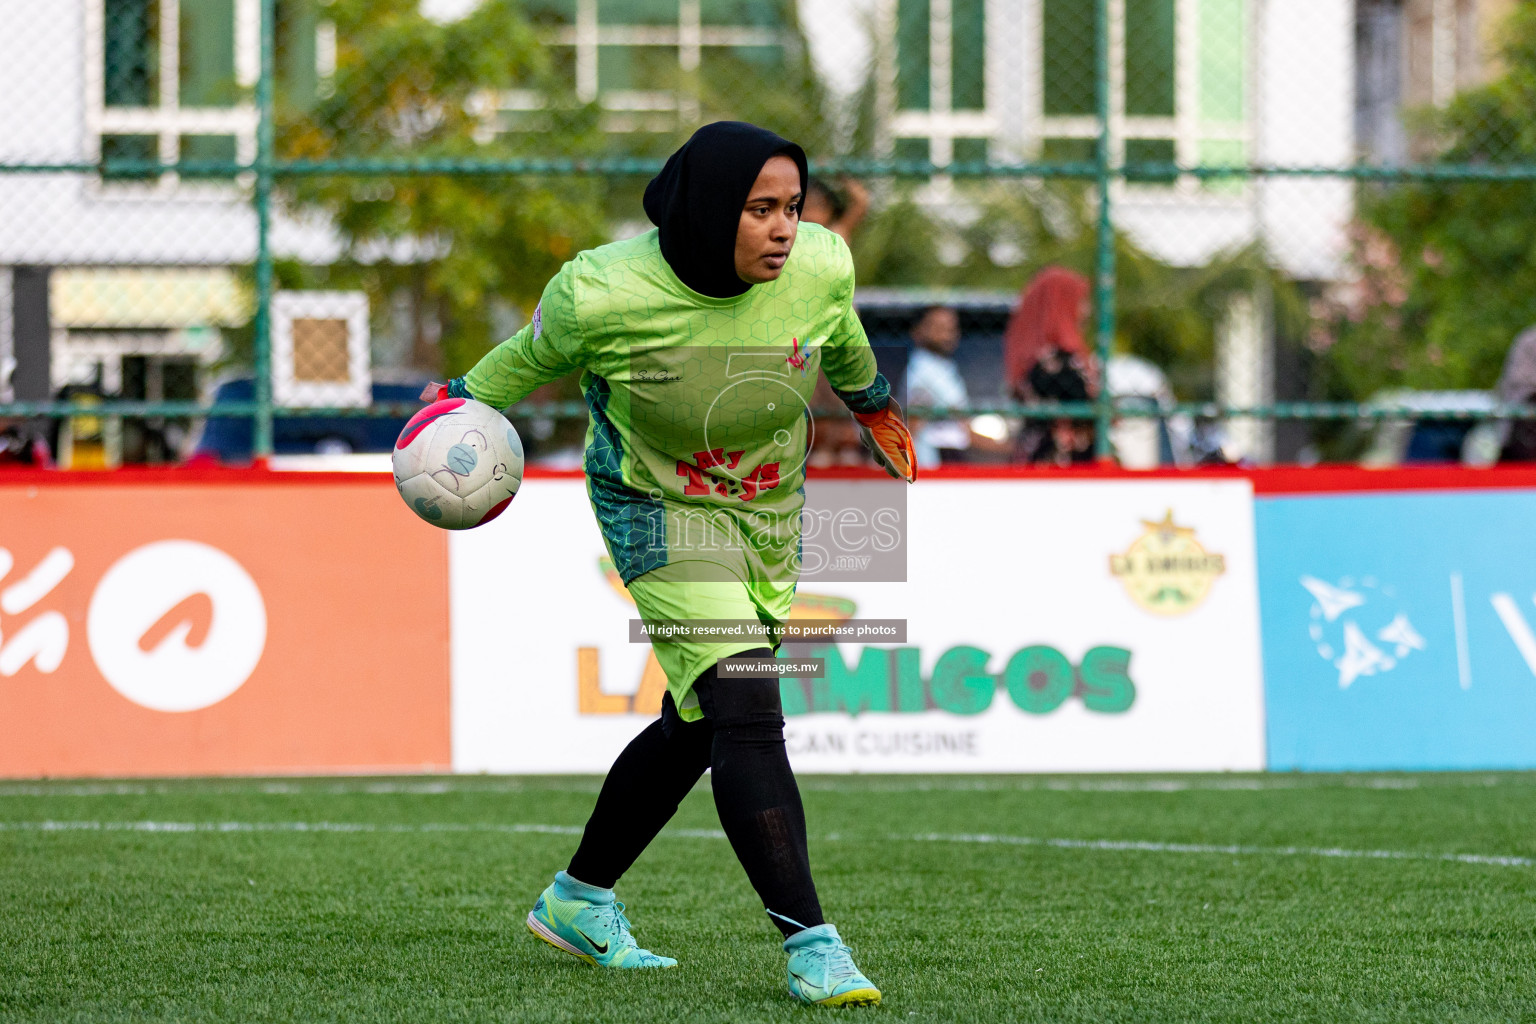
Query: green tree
xmin=853 ymin=181 xmax=1303 ymax=401
xmin=1319 ymin=4 xmax=1536 ymax=400
xmin=277 ymin=0 xmax=610 ymax=376
xmin=274 ymin=0 xmax=841 ymax=375
xmin=586 ymin=0 xmax=838 ymax=229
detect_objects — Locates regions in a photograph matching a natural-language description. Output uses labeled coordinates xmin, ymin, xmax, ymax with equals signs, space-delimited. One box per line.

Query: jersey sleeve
xmin=463 ymin=263 xmax=584 ymax=408
xmin=816 ymin=237 xmax=890 ymax=414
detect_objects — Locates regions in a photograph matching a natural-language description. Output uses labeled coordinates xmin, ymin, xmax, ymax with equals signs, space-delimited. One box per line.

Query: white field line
xmin=1 ymin=820 xmax=1530 ymax=869
xmin=2 ymin=775 xmax=1527 ymax=798
xmin=803 ymin=777 xmax=1443 ymax=793
xmin=0 ymin=781 xmax=603 ymax=798
xmin=899 ymin=832 xmax=1535 ymax=869
xmin=0 ymin=820 xmax=584 ymax=835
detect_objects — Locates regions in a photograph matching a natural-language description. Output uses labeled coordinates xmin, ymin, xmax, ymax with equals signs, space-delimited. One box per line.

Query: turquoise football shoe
xmin=525 ymin=871 xmax=677 ymax=968
xmin=783 ymin=923 xmax=881 ymax=1007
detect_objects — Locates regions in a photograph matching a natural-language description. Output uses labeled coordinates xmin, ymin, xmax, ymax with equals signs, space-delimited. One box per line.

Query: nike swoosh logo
xmin=396 ymin=400 xmax=464 ymax=448
xmin=574 ymin=925 xmax=608 ymax=954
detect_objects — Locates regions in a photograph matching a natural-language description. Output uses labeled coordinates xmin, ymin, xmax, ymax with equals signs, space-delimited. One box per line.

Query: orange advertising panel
xmin=0 ymin=475 xmax=449 ymax=776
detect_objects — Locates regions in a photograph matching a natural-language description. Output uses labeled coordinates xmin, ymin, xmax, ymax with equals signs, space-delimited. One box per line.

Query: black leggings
xmin=565 ymin=648 xmax=824 ymax=937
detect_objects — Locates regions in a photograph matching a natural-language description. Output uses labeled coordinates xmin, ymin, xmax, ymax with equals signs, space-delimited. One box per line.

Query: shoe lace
xmin=802 ymin=941 xmax=860 ymax=983
xmin=597 ymin=901 xmax=668 ymax=964
xmin=595 ymin=900 xmax=638 ymax=948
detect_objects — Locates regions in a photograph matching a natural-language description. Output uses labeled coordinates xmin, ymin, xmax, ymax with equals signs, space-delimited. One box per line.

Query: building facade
xmin=0 ymin=0 xmax=1521 ymax=421
xmin=0 ymin=0 xmax=337 ymax=424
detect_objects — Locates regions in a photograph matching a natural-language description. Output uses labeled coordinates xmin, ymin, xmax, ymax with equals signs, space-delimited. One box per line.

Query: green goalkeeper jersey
xmin=464 ymin=222 xmax=888 ymax=587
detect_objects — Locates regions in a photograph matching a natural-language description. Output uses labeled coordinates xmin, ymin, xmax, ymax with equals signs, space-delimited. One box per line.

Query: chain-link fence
xmin=2 ymin=0 xmax=1535 ymax=468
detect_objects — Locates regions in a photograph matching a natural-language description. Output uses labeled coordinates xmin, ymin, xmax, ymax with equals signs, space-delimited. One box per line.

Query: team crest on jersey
xmin=786 ymin=337 xmax=808 ymax=376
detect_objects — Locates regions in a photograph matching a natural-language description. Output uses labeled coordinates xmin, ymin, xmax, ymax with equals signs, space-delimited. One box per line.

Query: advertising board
xmin=452 ymin=478 xmax=1265 ymax=773
xmin=0 ymin=479 xmax=451 ymax=776
xmin=1257 ymin=489 xmax=1536 ymax=770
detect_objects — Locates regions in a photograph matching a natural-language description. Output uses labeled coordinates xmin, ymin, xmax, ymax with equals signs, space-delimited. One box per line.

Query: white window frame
xmin=495 ymin=0 xmax=791 ymax=131
xmin=271 ymin=291 xmax=372 ymax=409
xmin=1032 ymin=0 xmax=1253 ymax=197
xmin=887 ymin=0 xmax=1001 ymax=165
xmin=885 ymin=0 xmax=1252 ymax=194
xmin=84 ymin=0 xmax=259 ymax=194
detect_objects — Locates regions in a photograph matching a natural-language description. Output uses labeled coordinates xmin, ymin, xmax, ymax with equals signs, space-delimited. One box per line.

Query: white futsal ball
xmin=393 ymin=398 xmax=524 ymax=529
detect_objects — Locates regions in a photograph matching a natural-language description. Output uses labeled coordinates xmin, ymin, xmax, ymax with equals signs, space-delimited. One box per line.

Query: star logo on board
xmin=1108 ymin=510 xmax=1226 ymax=617
xmin=1302 ymin=575 xmax=1426 ymax=688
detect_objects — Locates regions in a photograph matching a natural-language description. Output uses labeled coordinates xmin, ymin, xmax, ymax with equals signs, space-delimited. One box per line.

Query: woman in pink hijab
xmin=1004 ymin=266 xmax=1099 ymax=464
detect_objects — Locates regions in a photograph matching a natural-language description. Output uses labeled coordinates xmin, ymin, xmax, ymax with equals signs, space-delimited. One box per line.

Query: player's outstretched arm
xmin=421 ymin=267 xmax=586 ymax=408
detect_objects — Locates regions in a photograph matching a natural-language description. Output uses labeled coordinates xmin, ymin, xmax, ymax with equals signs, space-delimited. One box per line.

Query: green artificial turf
xmin=1 ymin=773 xmax=1534 ymax=1023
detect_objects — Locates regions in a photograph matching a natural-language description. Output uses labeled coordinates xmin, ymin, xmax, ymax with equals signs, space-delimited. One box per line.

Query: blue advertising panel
xmin=1257 ymin=489 xmax=1536 ymax=770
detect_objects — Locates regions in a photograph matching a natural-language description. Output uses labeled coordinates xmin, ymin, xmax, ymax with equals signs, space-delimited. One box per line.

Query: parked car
xmin=189 ymin=376 xmax=430 ymax=463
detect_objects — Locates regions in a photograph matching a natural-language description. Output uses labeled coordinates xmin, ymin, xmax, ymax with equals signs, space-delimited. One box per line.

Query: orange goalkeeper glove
xmin=852 ymin=402 xmax=918 ymax=482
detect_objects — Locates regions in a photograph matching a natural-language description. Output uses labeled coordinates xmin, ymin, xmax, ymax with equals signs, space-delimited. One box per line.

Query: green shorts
xmin=625 ymin=559 xmax=795 ymax=722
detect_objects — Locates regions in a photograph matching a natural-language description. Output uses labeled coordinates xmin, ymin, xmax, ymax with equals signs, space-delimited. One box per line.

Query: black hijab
xmin=643 ymin=121 xmax=809 ymax=299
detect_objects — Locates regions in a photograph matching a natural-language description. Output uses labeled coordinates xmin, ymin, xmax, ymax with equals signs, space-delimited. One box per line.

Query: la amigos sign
xmin=780 ymin=642 xmax=1135 ymax=717
xmin=576 ymin=641 xmax=1137 ymax=719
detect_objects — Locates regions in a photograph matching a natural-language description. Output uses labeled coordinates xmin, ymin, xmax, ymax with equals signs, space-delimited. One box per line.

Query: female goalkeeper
xmin=430 ymin=121 xmax=915 ymax=1007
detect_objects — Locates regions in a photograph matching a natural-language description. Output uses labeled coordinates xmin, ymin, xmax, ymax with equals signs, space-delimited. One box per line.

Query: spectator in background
xmin=801 ymin=176 xmax=869 ymax=246
xmin=906 ymin=307 xmax=969 ymax=467
xmin=905 ymin=306 xmax=1007 ymax=468
xmin=1498 ymin=325 xmax=1536 ymax=462
xmin=1004 ymin=267 xmax=1099 ymax=466
xmin=0 ymin=419 xmax=51 ymax=466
